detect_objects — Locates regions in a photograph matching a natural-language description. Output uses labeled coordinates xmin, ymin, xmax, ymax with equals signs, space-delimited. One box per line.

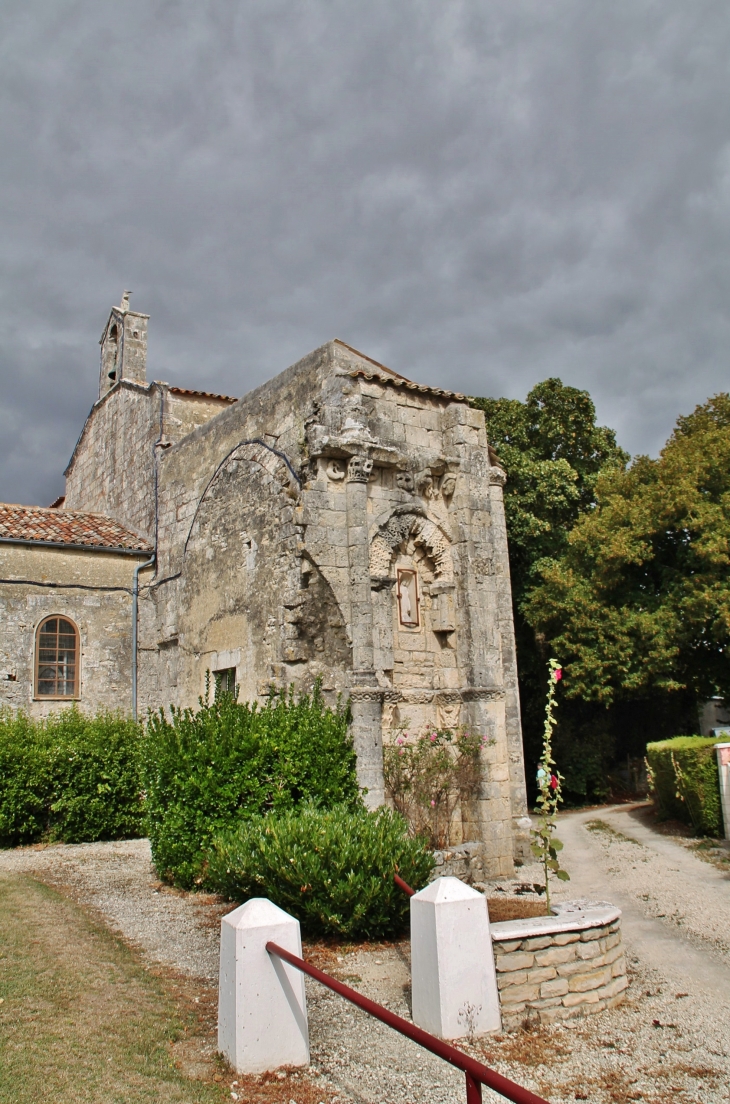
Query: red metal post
xmin=466 ymin=1072 xmax=483 ymax=1104
xmin=266 ymin=941 xmax=551 ymax=1104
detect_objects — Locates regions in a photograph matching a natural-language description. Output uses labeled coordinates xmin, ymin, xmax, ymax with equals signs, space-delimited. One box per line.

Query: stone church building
xmin=0 ymin=295 xmax=530 ymax=874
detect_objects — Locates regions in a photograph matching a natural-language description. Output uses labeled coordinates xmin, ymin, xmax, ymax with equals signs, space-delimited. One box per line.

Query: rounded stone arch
xmin=184 ymin=439 xmax=299 ymax=557
xmin=369 ymin=506 xmax=453 ymax=581
xmin=178 ymin=440 xmax=350 ymax=702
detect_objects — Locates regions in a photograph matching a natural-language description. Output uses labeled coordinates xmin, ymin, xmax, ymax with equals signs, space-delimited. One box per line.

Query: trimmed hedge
xmin=207 ymin=804 xmax=434 ymax=938
xmin=646 ymin=736 xmax=722 ymax=836
xmin=0 ymin=707 xmax=145 ymax=846
xmin=142 ymin=685 xmax=360 ymax=888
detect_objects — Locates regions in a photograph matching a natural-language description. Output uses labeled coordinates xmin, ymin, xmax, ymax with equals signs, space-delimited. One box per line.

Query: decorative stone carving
xmin=325 ymin=459 xmax=345 ymax=481
xmin=381 ymin=699 xmax=400 ymax=731
xmin=396 ymin=568 xmax=419 ymax=627
xmin=347 ymin=455 xmax=374 ymax=483
xmin=349 ymin=686 xmax=385 ymax=702
xmin=369 ymin=507 xmax=454 ymax=581
xmin=415 ymin=469 xmax=434 ymax=499
xmin=396 ymin=471 xmax=415 ymax=492
xmin=436 ymin=695 xmax=462 ymax=730
xmin=440 ymin=472 xmax=457 ymax=500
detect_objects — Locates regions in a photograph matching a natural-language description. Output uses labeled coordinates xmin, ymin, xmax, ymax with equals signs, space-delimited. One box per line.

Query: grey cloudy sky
xmin=2 ymin=1 xmax=729 ymax=507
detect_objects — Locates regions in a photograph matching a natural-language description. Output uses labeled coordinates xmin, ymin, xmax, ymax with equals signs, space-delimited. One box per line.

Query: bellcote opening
xmin=98 ymin=292 xmax=149 ymax=399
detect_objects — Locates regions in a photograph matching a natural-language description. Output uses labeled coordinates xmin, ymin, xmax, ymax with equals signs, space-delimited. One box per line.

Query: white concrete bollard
xmin=411 ymin=876 xmax=501 ymax=1039
xmin=218 ymin=898 xmax=309 ymax=1073
xmin=715 ymin=742 xmax=730 ymax=840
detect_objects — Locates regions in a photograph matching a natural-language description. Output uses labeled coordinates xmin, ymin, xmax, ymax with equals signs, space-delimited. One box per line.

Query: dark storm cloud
xmin=1 ymin=1 xmax=729 ymax=505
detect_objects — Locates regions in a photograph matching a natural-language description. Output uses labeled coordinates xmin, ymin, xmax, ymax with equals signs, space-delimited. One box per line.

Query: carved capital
xmin=347 ymin=454 xmax=374 ymax=483
xmin=349 ymin=687 xmax=385 ymax=703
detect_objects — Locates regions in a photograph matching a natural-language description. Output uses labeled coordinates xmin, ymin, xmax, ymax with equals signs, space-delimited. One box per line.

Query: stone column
xmin=346 ymin=453 xmax=384 ymax=807
xmin=488 ymin=465 xmax=531 ymax=864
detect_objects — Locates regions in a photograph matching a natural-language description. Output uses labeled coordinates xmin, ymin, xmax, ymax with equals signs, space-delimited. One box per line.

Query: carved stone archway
xmin=369 ymin=505 xmax=453 ymax=581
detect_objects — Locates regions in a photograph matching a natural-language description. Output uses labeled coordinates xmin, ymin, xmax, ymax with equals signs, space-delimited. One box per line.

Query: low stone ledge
xmin=489 ymin=900 xmax=628 ymax=1030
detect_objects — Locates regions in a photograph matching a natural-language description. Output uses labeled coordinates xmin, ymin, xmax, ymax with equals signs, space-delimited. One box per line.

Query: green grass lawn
xmin=0 ymin=872 xmax=226 ymax=1104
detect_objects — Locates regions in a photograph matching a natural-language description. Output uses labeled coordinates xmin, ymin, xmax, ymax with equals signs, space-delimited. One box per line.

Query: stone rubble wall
xmin=491 ymin=905 xmax=628 ymax=1029
xmin=431 ymin=842 xmax=488 ymax=883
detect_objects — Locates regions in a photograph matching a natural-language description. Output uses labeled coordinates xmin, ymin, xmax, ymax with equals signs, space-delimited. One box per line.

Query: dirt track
xmin=1 ymin=809 xmax=729 ymax=1104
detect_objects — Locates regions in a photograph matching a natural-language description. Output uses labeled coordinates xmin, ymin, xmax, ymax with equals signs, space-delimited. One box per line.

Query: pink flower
xmin=396 ymin=736 xmax=404 ymax=745
xmin=430 ymin=734 xmax=437 ymax=743
xmin=554 ymin=667 xmax=563 ymax=681
xmin=430 ymin=800 xmax=436 ymax=807
xmin=398 ymin=748 xmax=405 ymax=756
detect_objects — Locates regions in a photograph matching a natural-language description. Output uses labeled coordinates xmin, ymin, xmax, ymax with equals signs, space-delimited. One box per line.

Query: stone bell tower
xmin=98 ymin=291 xmax=149 ymax=399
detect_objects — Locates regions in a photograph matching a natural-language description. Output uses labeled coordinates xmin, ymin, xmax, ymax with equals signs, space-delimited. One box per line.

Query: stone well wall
xmin=490 ymin=902 xmax=628 ymax=1029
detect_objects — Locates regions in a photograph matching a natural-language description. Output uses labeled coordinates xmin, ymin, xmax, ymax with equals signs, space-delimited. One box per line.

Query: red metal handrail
xmin=394 ymin=871 xmax=415 ymax=896
xmin=266 ymin=941 xmax=551 ymax=1104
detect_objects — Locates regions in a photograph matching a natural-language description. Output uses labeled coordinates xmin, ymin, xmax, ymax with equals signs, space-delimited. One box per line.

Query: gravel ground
xmin=1 ymin=811 xmax=729 ymax=1104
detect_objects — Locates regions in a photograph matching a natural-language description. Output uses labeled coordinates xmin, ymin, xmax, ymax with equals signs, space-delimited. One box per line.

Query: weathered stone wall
xmin=65 ymin=383 xmax=238 ymax=543
xmin=491 ymin=904 xmax=628 ymax=1029
xmin=0 ymin=544 xmax=148 ymax=717
xmin=64 ymin=382 xmax=161 ymax=541
xmin=133 ymin=340 xmax=527 ymax=872
xmin=430 ymin=842 xmax=489 ymax=883
xmin=165 ymin=390 xmax=236 ymax=442
xmin=56 ymin=329 xmax=529 ymax=873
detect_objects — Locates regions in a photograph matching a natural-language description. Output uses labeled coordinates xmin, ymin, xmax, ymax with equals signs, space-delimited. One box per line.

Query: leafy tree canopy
xmin=471 ymin=380 xmax=629 ymax=802
xmin=472 ymin=379 xmax=628 ymax=594
xmin=525 ymin=394 xmax=730 ymax=706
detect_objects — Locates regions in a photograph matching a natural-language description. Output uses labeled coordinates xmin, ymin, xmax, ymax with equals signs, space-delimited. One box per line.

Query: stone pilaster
xmin=488 ymin=465 xmax=531 ymax=863
xmin=345 ymin=453 xmax=384 ymax=806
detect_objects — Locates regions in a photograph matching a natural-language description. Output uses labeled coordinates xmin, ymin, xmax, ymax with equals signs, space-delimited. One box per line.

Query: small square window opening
xmin=214 ymin=667 xmax=237 ymax=698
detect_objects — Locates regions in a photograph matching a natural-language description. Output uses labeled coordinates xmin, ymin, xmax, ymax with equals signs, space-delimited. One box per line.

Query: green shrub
xmin=142 ymin=685 xmax=360 ymax=888
xmin=646 ymin=736 xmax=722 ymax=836
xmin=0 ymin=707 xmax=145 ymax=847
xmin=207 ymin=804 xmax=434 ymax=939
xmin=0 ymin=711 xmax=53 ymax=845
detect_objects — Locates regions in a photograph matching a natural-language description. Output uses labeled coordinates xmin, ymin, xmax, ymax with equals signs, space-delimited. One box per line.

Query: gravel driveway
xmin=1 ymin=808 xmax=728 ymax=1104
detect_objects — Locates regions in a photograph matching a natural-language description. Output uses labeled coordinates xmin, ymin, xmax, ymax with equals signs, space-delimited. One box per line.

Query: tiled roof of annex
xmin=0 ymin=504 xmax=153 ymax=553
xmin=167 ymin=386 xmax=237 ymax=403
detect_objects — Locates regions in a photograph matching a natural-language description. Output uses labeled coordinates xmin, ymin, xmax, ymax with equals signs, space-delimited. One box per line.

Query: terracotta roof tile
xmin=0 ymin=504 xmax=153 ymax=552
xmin=349 ymin=368 xmax=466 ymax=402
xmin=168 ymin=386 xmax=237 ymax=403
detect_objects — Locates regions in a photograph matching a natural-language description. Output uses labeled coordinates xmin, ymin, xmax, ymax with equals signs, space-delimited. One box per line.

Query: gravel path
xmin=1 ymin=812 xmax=729 ymax=1104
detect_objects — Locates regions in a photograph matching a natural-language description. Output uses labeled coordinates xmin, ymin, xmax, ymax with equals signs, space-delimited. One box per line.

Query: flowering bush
xmin=530 ymin=659 xmax=570 ymax=910
xmin=383 ymin=725 xmax=489 ymax=848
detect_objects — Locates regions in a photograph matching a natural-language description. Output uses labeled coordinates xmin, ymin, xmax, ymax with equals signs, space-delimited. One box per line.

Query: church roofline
xmin=168 ymin=386 xmax=237 ymax=403
xmin=332 ymin=339 xmax=466 ymax=402
xmin=348 ymin=367 xmax=466 ymax=403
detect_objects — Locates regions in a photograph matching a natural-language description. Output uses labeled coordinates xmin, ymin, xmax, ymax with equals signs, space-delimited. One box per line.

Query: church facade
xmin=0 ymin=296 xmax=530 ymax=875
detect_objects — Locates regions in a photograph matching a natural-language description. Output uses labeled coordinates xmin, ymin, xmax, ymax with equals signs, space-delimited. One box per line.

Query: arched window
xmin=35 ymin=617 xmax=79 ymax=699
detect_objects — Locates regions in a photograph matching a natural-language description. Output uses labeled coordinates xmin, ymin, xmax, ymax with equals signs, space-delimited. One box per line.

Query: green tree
xmin=525 ymin=394 xmax=730 ymax=710
xmin=471 ymin=380 xmax=628 ymax=799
